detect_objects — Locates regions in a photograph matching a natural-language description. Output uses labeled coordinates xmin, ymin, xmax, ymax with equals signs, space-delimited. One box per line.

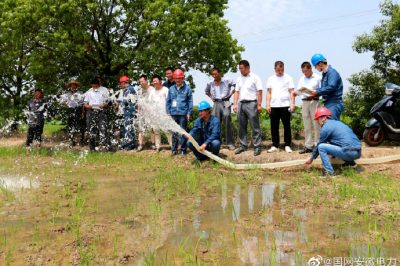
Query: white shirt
xmin=137 ymin=85 xmax=155 ymax=100
xmin=266 ymin=73 xmax=294 ymax=107
xmin=297 ymin=74 xmax=322 ymax=99
xmin=235 ymin=72 xmax=263 ymax=102
xmin=148 ymin=86 xmax=169 ymax=105
xmin=84 ymin=89 xmax=108 ymax=106
xmin=85 ymin=86 xmax=110 ymax=102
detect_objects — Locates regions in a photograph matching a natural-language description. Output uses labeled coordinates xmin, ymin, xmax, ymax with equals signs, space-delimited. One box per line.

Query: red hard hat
xmin=119 ymin=75 xmax=130 ymax=83
xmin=314 ymin=107 xmax=332 ymax=120
xmin=173 ymin=69 xmax=184 ymax=79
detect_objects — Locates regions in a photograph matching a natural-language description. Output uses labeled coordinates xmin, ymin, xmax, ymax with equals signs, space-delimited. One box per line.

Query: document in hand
xmin=296 ymin=87 xmax=315 ymax=96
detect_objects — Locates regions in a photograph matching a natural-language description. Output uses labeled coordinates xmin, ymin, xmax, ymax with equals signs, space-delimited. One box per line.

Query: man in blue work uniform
xmin=166 ymin=69 xmax=193 ymax=156
xmin=117 ymin=75 xmax=137 ymax=150
xmin=308 ymin=53 xmax=344 ymax=120
xmin=186 ymin=101 xmax=221 ymax=161
xmin=305 ymin=107 xmax=362 ymax=177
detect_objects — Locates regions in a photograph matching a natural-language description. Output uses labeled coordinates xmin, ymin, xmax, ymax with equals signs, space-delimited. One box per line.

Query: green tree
xmin=0 ymin=0 xmax=41 ymax=122
xmin=345 ymin=0 xmax=400 ymax=135
xmin=0 ymin=0 xmax=243 ymax=124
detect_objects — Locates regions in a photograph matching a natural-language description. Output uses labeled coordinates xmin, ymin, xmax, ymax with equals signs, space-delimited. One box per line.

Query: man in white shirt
xmin=233 ymin=60 xmax=263 ymax=156
xmin=137 ymin=74 xmax=155 ymax=151
xmin=266 ymin=61 xmax=295 ymax=153
xmin=295 ymin=61 xmax=321 ymax=154
xmin=149 ymin=74 xmax=172 ymax=151
xmin=205 ymin=67 xmax=236 ymax=150
xmin=84 ymin=78 xmax=109 ymax=151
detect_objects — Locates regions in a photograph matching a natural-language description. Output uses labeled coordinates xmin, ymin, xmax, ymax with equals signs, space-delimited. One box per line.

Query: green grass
xmin=0 ymin=146 xmax=399 ymax=264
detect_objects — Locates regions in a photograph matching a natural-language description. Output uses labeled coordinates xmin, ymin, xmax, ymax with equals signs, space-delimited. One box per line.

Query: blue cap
xmin=311 ymin=53 xmax=327 ymax=66
xmin=198 ymin=101 xmax=212 ymax=111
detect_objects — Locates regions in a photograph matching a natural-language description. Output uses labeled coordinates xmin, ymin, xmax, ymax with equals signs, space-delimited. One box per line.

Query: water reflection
xmin=248 ymin=185 xmax=255 ymax=214
xmin=221 ymin=181 xmax=227 ymax=213
xmin=192 ymin=196 xmax=201 ymax=232
xmin=232 ymin=184 xmax=241 ymax=221
xmin=262 ymin=183 xmax=276 ymax=208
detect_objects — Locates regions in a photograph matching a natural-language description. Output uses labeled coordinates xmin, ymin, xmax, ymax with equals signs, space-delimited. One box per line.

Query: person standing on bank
xmin=295 ymin=62 xmax=321 ymax=154
xmin=149 ymin=74 xmax=172 ymax=152
xmin=266 ymin=61 xmax=295 ymax=153
xmin=84 ymin=78 xmax=109 ymax=151
xmin=205 ymin=67 xmax=236 ymax=150
xmin=163 ymin=67 xmax=176 ymax=89
xmin=61 ymin=80 xmax=85 ymax=146
xmin=137 ymin=74 xmax=155 ymax=151
xmin=233 ymin=60 xmax=263 ymax=156
xmin=166 ymin=69 xmax=193 ymax=156
xmin=26 ymin=89 xmax=47 ymax=148
xmin=308 ymin=53 xmax=344 ymax=120
xmin=117 ymin=75 xmax=137 ymax=150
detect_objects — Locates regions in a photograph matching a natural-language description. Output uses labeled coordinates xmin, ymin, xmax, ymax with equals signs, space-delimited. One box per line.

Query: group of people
xmin=25 ymin=53 xmax=362 ymax=177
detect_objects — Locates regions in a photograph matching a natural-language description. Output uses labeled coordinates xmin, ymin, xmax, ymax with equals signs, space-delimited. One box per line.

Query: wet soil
xmin=0 ymin=136 xmax=399 ymax=265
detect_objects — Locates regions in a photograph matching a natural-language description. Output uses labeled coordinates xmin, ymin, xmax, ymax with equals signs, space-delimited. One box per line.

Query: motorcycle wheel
xmin=363 ymin=127 xmax=385 ymax=146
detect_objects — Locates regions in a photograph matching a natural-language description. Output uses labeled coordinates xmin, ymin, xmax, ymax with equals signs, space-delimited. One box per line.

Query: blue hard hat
xmin=198 ymin=101 xmax=211 ymax=111
xmin=311 ymin=53 xmax=327 ymax=66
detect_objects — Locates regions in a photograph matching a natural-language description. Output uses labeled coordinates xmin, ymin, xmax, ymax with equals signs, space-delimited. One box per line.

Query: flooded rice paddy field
xmin=0 ymin=146 xmax=399 ymax=265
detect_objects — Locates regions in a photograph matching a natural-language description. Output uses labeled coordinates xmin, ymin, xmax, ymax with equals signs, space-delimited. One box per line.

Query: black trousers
xmin=270 ymin=107 xmax=292 ymax=147
xmin=86 ymin=110 xmax=107 ymax=150
xmin=26 ymin=124 xmax=44 ymax=146
xmin=67 ymin=108 xmax=85 ymax=145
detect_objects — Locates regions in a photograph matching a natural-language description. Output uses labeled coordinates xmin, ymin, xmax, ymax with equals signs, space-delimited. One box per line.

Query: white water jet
xmin=0 ymin=176 xmax=40 ymax=191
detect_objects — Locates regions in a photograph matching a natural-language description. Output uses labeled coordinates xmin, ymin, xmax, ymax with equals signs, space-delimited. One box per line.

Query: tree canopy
xmin=344 ymin=0 xmax=400 ymax=135
xmin=0 ymin=0 xmax=243 ymax=122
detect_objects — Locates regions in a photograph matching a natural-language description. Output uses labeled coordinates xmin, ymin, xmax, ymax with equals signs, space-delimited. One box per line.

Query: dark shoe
xmin=235 ymin=147 xmax=247 ymax=155
xmin=181 ymin=150 xmax=187 ymax=156
xmin=342 ymin=161 xmax=356 ymax=168
xmin=254 ymin=148 xmax=261 ymax=156
xmin=227 ymin=144 xmax=235 ymax=151
xmin=172 ymin=150 xmax=178 ymax=156
xmin=299 ymin=147 xmax=313 ymax=154
xmin=320 ymin=170 xmax=336 ymax=178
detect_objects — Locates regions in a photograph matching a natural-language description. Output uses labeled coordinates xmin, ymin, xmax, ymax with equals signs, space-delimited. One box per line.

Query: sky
xmin=190 ymin=0 xmax=388 ymax=106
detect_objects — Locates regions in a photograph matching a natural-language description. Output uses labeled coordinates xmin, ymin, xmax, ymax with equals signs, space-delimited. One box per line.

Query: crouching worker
xmin=186 ymin=101 xmax=221 ymax=161
xmin=305 ymin=107 xmax=361 ymax=177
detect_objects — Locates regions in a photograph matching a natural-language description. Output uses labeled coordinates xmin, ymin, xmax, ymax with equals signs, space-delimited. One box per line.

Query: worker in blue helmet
xmin=308 ymin=53 xmax=344 ymax=120
xmin=185 ymin=101 xmax=221 ymax=161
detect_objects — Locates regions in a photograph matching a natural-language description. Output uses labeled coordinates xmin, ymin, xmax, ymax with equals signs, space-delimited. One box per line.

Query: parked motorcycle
xmin=363 ymin=83 xmax=400 ymax=146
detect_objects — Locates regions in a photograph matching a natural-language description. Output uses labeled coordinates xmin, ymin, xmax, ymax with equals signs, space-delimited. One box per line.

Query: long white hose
xmin=137 ymin=99 xmax=400 ymax=170
xmin=186 ymin=135 xmax=400 ymax=170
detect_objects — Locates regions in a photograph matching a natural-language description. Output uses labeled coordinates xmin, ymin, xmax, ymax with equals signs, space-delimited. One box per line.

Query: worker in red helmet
xmin=305 ymin=107 xmax=361 ymax=177
xmin=117 ymin=75 xmax=137 ymax=150
xmin=166 ymin=68 xmax=193 ymax=156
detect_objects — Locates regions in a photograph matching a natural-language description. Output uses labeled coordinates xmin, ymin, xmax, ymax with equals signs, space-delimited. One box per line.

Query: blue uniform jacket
xmin=317 ymin=65 xmax=343 ymax=104
xmin=166 ymin=82 xmax=193 ymax=116
xmin=121 ymin=85 xmax=137 ymax=117
xmin=190 ymin=116 xmax=221 ymax=145
xmin=312 ymin=119 xmax=361 ymax=159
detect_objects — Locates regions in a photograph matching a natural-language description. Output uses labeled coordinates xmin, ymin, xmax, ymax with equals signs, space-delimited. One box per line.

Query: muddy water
xmin=154 ymin=181 xmax=399 ymax=265
xmin=0 ymin=152 xmax=399 ymax=265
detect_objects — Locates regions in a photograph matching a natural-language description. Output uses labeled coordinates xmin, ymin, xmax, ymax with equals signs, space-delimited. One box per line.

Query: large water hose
xmin=138 ymin=98 xmax=400 ymax=170
xmin=186 ymin=134 xmax=400 ymax=170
